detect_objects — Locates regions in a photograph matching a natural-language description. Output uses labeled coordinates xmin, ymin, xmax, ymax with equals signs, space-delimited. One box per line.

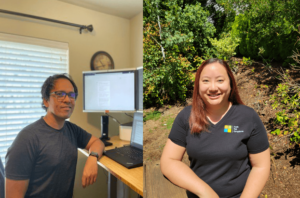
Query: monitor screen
xmin=135 ymin=66 xmax=143 ymax=111
xmin=130 ymin=112 xmax=143 ymax=150
xmin=83 ymin=69 xmax=135 ymax=112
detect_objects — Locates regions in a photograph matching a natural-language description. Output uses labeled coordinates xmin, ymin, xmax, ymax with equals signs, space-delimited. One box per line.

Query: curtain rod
xmin=0 ymin=9 xmax=93 ymax=34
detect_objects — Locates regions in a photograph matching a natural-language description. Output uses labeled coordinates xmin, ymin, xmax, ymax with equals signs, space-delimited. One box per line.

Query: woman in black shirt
xmin=161 ymin=58 xmax=270 ymax=198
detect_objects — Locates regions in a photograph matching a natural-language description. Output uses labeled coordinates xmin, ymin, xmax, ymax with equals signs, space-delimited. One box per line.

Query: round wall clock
xmin=90 ymin=51 xmax=114 ymax=70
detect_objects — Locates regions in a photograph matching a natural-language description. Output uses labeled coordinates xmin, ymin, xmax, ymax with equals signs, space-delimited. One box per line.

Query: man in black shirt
xmin=5 ymin=74 xmax=104 ymax=198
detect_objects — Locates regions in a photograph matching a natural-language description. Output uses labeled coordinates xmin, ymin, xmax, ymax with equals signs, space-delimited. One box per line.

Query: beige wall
xmin=0 ymin=0 xmax=142 ymax=197
xmin=130 ymin=12 xmax=143 ymax=68
xmin=0 ymin=0 xmax=136 ymax=135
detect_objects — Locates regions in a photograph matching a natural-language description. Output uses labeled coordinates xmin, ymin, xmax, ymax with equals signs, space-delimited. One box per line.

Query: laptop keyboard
xmin=115 ymin=146 xmax=143 ymax=161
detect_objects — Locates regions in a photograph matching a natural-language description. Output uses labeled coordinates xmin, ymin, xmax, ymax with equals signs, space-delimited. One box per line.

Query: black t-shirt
xmin=5 ymin=117 xmax=92 ymax=198
xmin=169 ymin=104 xmax=269 ymax=198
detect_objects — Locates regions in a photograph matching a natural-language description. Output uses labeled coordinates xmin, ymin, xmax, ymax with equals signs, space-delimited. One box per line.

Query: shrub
xmin=269 ymin=79 xmax=300 ymax=143
xmin=226 ymin=0 xmax=300 ymax=62
xmin=208 ymin=32 xmax=240 ymax=71
xmin=268 ymin=28 xmax=300 ymax=143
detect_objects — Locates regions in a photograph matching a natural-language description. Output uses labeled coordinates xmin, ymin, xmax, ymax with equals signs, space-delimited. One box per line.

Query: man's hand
xmin=82 ymin=135 xmax=104 ymax=188
xmin=82 ymin=156 xmax=98 ymax=188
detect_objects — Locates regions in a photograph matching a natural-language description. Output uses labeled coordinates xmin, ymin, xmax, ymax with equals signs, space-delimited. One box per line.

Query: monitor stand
xmin=100 ymin=138 xmax=113 ymax=147
xmin=100 ymin=115 xmax=113 ymax=147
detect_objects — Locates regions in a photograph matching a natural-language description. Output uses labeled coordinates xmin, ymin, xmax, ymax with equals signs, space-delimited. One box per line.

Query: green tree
xmin=218 ymin=0 xmax=300 ymax=63
xmin=143 ymin=0 xmax=216 ymax=107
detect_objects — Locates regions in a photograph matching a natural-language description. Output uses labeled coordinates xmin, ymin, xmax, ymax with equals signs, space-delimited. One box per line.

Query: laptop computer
xmin=104 ymin=112 xmax=143 ymax=169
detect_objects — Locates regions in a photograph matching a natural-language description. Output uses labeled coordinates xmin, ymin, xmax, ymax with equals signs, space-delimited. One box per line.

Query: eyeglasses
xmin=50 ymin=91 xmax=78 ymax=101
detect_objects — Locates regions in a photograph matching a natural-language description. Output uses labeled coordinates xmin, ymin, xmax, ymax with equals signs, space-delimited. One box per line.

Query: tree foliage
xmin=143 ymin=0 xmax=217 ymax=107
xmin=218 ymin=0 xmax=300 ymax=63
xmin=143 ymin=22 xmax=194 ymax=107
xmin=209 ymin=32 xmax=240 ymax=61
xmin=143 ymin=0 xmax=300 ymax=108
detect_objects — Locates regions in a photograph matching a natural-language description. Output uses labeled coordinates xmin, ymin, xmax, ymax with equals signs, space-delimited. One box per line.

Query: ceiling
xmin=59 ymin=0 xmax=143 ymax=19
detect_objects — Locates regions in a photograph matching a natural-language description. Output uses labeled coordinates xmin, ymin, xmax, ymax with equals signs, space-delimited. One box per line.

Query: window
xmin=0 ymin=33 xmax=69 ymax=165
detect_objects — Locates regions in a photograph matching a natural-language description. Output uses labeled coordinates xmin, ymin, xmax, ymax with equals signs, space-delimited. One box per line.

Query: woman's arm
xmin=160 ymin=139 xmax=219 ymax=198
xmin=240 ymin=148 xmax=270 ymax=198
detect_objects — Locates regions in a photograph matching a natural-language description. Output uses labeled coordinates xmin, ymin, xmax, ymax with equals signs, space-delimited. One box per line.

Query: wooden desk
xmin=79 ymin=136 xmax=143 ymax=197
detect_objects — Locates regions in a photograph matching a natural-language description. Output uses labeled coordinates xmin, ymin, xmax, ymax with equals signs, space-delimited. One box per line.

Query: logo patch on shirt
xmin=224 ymin=125 xmax=244 ymax=133
xmin=224 ymin=125 xmax=232 ymax=133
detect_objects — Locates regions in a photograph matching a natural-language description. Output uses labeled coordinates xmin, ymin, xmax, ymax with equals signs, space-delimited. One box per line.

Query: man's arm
xmin=6 ymin=178 xmax=29 ymax=198
xmin=161 ymin=139 xmax=219 ymax=198
xmin=240 ymin=148 xmax=270 ymax=198
xmin=82 ymin=135 xmax=104 ymax=188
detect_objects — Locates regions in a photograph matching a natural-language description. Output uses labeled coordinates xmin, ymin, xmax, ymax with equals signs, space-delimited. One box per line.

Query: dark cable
xmin=125 ymin=113 xmax=133 ymax=118
xmin=105 ymin=113 xmax=121 ymax=125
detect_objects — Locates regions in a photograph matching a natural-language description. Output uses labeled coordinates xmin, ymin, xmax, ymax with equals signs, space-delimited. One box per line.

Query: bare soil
xmin=143 ymin=58 xmax=300 ymax=197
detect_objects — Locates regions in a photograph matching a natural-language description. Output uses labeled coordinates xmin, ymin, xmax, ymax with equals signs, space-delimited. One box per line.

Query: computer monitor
xmin=135 ymin=66 xmax=143 ymax=111
xmin=83 ymin=69 xmax=136 ymax=112
xmin=130 ymin=112 xmax=143 ymax=150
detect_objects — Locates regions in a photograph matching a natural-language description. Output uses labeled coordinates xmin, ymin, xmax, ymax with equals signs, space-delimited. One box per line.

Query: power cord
xmin=105 ymin=113 xmax=121 ymax=125
xmin=125 ymin=113 xmax=133 ymax=118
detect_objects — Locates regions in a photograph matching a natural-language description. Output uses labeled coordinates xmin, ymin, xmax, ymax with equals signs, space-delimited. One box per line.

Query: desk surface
xmin=80 ymin=136 xmax=143 ymax=196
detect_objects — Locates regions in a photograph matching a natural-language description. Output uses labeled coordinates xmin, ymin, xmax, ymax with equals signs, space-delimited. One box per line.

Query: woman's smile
xmin=207 ymin=93 xmax=221 ymax=99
